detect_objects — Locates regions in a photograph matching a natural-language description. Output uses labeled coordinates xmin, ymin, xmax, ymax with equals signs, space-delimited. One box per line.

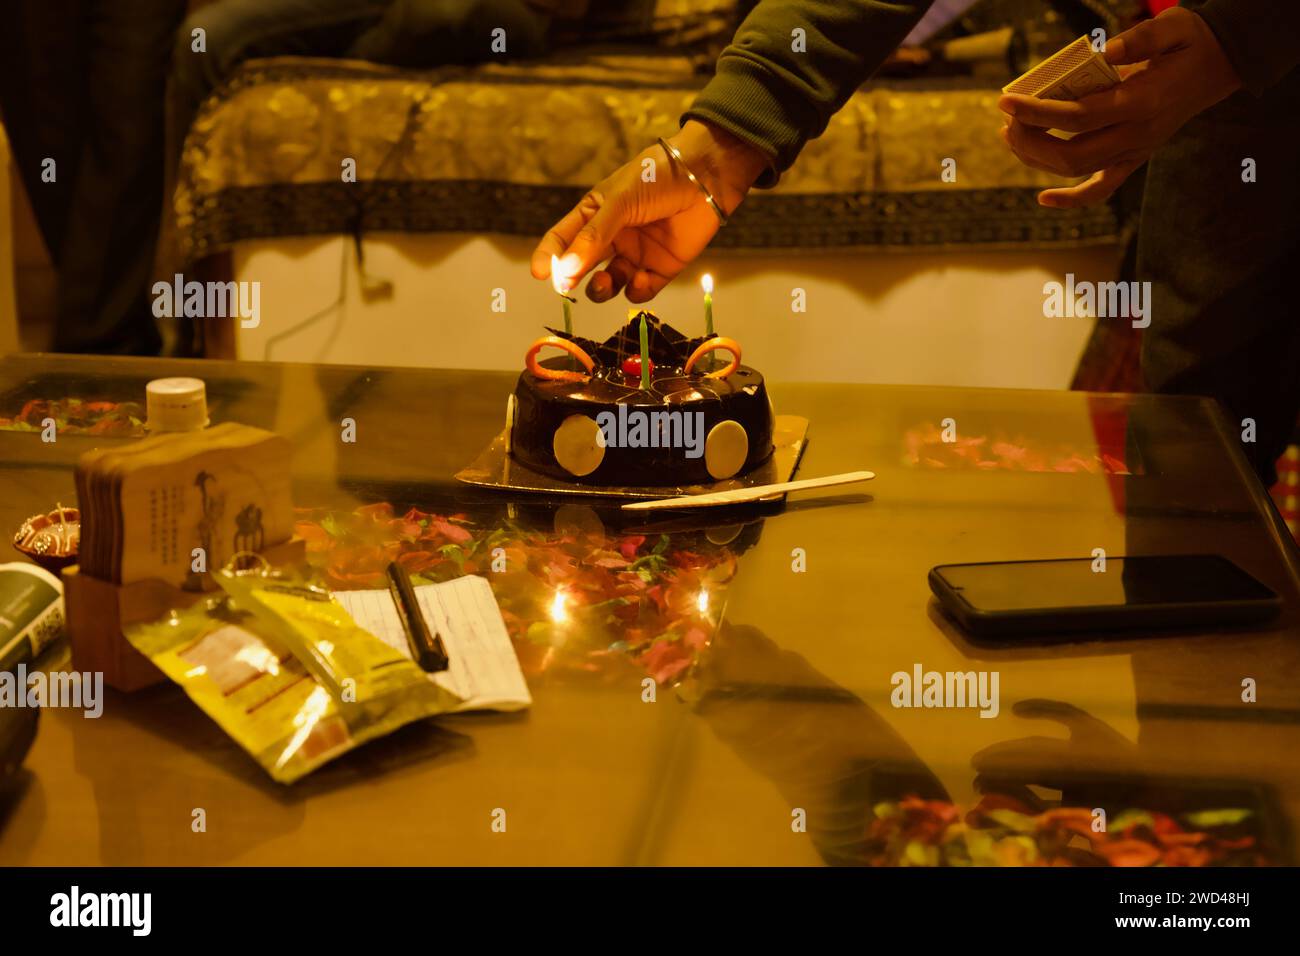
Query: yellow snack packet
xmin=125 ymin=569 xmax=462 ymax=783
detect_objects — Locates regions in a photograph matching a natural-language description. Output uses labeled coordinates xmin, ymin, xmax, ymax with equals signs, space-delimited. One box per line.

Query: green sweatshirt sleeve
xmin=683 ymin=1 xmax=932 ymax=186
xmin=1193 ymin=0 xmax=1300 ymax=96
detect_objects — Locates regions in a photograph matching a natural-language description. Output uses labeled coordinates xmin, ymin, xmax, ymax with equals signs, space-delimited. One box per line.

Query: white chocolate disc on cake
xmin=553 ymin=414 xmax=606 ymax=477
xmin=705 ymin=420 xmax=748 ymax=480
xmin=554 ymin=503 xmax=605 ymax=542
xmin=706 ymin=524 xmax=743 ymax=545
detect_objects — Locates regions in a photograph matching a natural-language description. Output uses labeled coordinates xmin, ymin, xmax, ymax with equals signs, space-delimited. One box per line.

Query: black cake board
xmin=455 ymin=415 xmax=810 ymax=501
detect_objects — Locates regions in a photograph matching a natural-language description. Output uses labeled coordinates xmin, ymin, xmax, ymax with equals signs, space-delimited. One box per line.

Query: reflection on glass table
xmin=1 ymin=353 xmax=1297 ymax=866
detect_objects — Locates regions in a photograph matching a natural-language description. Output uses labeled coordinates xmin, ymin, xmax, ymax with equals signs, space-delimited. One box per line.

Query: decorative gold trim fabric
xmin=174 ymin=55 xmax=1117 ymax=266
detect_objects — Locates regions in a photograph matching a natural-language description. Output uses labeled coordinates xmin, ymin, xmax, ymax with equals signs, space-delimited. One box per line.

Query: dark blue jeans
xmin=1 ymin=0 xmax=189 ymax=354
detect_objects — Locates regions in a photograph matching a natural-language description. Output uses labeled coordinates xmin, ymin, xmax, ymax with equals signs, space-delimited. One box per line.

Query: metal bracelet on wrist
xmin=657 ymin=136 xmax=729 ymax=226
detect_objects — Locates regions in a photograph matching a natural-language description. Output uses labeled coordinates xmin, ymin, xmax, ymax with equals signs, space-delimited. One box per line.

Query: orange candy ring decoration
xmin=684 ymin=337 xmax=741 ymax=379
xmin=525 ymin=336 xmax=596 ymax=382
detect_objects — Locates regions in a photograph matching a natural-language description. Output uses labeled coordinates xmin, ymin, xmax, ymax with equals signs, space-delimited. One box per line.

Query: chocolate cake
xmin=508 ymin=313 xmax=775 ymax=487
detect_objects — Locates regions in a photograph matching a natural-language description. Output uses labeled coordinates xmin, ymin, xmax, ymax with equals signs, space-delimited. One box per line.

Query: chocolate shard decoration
xmin=547 ymin=312 xmax=715 ymax=370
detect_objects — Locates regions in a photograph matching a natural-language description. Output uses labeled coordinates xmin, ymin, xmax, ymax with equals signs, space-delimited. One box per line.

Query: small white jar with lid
xmin=145 ymin=377 xmax=209 ymax=433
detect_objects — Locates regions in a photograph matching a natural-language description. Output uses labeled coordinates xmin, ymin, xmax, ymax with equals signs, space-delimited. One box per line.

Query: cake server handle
xmin=621 ymin=470 xmax=875 ymax=511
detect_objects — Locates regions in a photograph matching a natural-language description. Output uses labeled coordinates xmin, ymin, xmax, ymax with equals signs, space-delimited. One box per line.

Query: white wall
xmin=234 ymin=233 xmax=1117 ymax=388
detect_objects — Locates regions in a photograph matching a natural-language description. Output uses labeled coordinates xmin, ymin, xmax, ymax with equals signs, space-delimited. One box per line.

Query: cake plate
xmin=455 ymin=415 xmax=810 ymax=501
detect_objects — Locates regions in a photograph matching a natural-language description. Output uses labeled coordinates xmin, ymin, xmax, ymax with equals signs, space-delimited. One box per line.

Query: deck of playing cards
xmin=1003 ymin=35 xmax=1122 ymax=102
xmin=75 ymin=423 xmax=294 ymax=589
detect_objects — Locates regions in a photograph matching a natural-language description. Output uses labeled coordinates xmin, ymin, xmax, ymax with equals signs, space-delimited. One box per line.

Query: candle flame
xmin=550 ymin=588 xmax=569 ymax=624
xmin=551 ymin=255 xmax=572 ymax=295
xmin=697 ymin=589 xmax=709 ymax=615
xmin=701 ymin=273 xmax=713 ymax=295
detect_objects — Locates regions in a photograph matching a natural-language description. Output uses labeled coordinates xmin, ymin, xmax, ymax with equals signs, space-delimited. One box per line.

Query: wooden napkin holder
xmin=62 ymin=537 xmax=307 ymax=692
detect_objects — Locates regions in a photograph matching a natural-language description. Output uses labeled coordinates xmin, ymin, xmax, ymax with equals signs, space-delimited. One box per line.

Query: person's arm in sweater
xmin=1196 ymin=0 xmax=1300 ymax=96
xmin=531 ymin=1 xmax=931 ymax=302
xmin=684 ymin=0 xmax=932 ymax=186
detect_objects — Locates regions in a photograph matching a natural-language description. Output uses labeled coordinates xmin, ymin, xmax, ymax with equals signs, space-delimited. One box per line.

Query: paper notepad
xmin=335 ymin=575 xmax=531 ymax=713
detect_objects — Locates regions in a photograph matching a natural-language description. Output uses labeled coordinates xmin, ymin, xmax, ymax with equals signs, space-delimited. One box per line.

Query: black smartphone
xmin=929 ymin=554 xmax=1282 ymax=640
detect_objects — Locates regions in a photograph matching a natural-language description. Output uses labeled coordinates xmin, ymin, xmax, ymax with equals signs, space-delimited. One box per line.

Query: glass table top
xmin=1 ymin=352 xmax=1297 ymax=866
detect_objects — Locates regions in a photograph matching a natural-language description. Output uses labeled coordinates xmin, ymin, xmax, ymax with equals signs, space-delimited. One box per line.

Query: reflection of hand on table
xmin=692 ymin=623 xmax=947 ymax=866
xmin=971 ymin=698 xmax=1141 ymax=812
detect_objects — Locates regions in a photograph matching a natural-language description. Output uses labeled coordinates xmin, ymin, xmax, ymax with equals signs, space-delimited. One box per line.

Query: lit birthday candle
xmin=701 ymin=273 xmax=714 ymax=338
xmin=551 ymin=255 xmax=575 ymax=335
xmin=550 ymin=588 xmax=569 ymax=624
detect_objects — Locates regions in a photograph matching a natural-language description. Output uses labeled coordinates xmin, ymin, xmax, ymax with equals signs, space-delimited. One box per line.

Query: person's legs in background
xmin=1138 ymin=81 xmax=1300 ymax=487
xmin=61 ymin=0 xmax=189 ymax=354
xmin=0 ymin=0 xmax=185 ymax=355
xmin=0 ymin=1 xmax=89 ymax=282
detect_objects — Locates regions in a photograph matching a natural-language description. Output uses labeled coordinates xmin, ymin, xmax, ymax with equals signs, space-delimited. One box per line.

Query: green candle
xmin=552 ymin=255 xmax=574 ymax=336
xmin=639 ymin=312 xmax=651 ymax=390
xmin=702 ymin=273 xmax=714 ymax=337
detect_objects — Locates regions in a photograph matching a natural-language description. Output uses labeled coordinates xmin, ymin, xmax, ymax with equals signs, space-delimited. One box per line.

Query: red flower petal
xmin=430 ymin=518 xmax=473 ymax=544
